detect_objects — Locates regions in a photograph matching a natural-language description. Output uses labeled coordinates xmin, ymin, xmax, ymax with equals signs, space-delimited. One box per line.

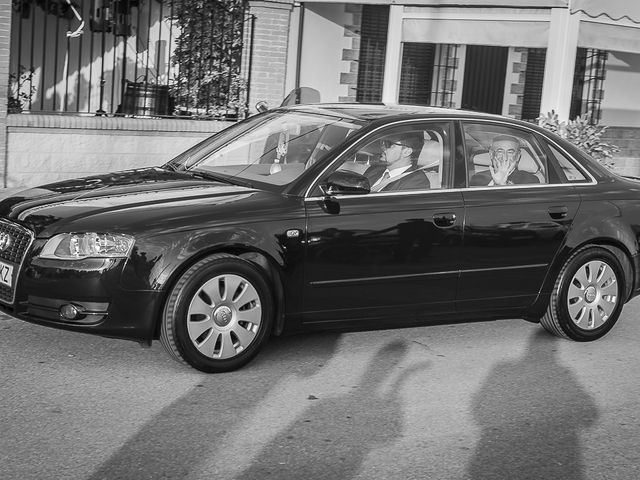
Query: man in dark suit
xmin=470 ymin=135 xmax=540 ymax=186
xmin=364 ymin=132 xmax=429 ymax=192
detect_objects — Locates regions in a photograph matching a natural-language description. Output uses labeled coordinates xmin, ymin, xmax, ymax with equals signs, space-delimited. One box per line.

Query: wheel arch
xmin=565 ymin=240 xmax=634 ymax=300
xmin=152 ymin=244 xmax=287 ymax=339
xmin=528 ymin=237 xmax=636 ymax=319
xmin=557 ymin=210 xmax=637 ymax=297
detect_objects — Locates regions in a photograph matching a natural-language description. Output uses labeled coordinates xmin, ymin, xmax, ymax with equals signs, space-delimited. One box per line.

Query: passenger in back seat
xmin=470 ymin=135 xmax=540 ymax=186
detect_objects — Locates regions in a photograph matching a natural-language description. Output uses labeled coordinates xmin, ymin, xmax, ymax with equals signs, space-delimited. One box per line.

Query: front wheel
xmin=541 ymin=246 xmax=625 ymax=341
xmin=160 ymin=254 xmax=274 ymax=373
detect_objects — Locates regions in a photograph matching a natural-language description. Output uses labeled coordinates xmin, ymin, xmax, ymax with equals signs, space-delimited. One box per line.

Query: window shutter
xmin=356 ymin=6 xmax=390 ymax=103
xmin=522 ymin=48 xmax=547 ymax=122
xmin=399 ymin=43 xmax=435 ymax=105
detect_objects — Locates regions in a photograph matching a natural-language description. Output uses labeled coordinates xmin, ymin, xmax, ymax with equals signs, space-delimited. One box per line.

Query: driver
xmin=365 ymin=132 xmax=429 ymax=192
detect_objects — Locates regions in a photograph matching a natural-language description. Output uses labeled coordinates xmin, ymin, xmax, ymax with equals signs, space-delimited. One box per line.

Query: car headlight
xmin=39 ymin=233 xmax=135 ymax=260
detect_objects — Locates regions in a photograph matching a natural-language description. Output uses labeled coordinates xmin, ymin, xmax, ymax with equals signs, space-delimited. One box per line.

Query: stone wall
xmin=0 ymin=0 xmax=292 ymax=188
xmin=504 ymin=48 xmax=527 ymax=119
xmin=602 ymin=126 xmax=640 ymax=177
xmin=339 ymin=4 xmax=362 ymax=103
xmin=5 ymin=115 xmax=230 ymax=188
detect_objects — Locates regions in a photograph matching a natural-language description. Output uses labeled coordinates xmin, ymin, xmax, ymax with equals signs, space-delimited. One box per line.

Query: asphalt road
xmin=2 ymin=301 xmax=640 ymax=480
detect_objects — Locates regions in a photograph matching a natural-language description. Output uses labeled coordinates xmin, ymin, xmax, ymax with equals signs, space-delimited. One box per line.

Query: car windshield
xmin=165 ymin=110 xmax=365 ymax=188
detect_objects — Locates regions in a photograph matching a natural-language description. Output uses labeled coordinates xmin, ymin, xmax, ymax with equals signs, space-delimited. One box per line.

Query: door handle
xmin=548 ymin=206 xmax=568 ymax=219
xmin=433 ymin=212 xmax=456 ymax=228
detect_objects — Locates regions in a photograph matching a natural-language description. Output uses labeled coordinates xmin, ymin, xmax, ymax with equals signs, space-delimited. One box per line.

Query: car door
xmin=457 ymin=121 xmax=584 ymax=312
xmin=302 ymin=121 xmax=464 ymax=324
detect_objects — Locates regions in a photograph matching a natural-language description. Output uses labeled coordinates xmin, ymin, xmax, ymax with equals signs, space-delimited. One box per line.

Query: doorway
xmin=461 ymin=45 xmax=509 ymax=114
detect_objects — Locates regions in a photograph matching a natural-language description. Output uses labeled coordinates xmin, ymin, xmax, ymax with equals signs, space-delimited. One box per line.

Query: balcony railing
xmin=10 ymin=0 xmax=255 ymax=120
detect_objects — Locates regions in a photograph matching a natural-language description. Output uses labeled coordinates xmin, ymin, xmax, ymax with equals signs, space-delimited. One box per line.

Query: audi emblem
xmin=0 ymin=233 xmax=12 ymax=252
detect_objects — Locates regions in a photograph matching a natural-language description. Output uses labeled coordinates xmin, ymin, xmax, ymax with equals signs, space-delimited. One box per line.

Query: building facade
xmin=288 ymin=0 xmax=640 ymax=127
xmin=2 ymin=0 xmax=640 ymax=187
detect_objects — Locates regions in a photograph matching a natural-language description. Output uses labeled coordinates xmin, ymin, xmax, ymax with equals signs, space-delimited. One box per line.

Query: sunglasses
xmin=380 ymin=140 xmax=406 ymax=149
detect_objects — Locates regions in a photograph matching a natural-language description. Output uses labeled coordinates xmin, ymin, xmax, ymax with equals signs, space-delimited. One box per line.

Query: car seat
xmin=416 ymin=132 xmax=444 ymax=188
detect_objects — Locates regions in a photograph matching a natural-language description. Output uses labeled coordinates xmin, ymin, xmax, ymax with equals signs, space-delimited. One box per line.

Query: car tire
xmin=541 ymin=246 xmax=624 ymax=341
xmin=160 ymin=253 xmax=274 ymax=373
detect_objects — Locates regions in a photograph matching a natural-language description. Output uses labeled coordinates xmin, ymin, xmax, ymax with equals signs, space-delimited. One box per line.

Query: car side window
xmin=547 ymin=144 xmax=590 ymax=183
xmin=328 ymin=122 xmax=451 ymax=194
xmin=463 ymin=123 xmax=550 ymax=187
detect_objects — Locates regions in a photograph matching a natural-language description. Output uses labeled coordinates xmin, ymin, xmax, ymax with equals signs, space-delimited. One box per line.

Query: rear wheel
xmin=160 ymin=254 xmax=274 ymax=373
xmin=541 ymin=246 xmax=624 ymax=341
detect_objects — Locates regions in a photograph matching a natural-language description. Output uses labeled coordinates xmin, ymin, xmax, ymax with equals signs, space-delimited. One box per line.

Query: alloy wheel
xmin=566 ymin=260 xmax=618 ymax=330
xmin=186 ymin=273 xmax=262 ymax=359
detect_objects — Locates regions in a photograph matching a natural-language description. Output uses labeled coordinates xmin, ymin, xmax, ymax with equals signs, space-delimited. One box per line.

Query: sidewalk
xmin=0 ymin=187 xmax=27 ymax=199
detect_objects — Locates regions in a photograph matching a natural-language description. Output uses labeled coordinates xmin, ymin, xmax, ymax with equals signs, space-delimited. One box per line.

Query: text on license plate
xmin=0 ymin=260 xmax=14 ymax=288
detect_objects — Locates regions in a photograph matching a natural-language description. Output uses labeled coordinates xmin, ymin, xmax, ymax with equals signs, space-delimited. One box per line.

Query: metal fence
xmin=10 ymin=0 xmax=255 ymax=119
xmin=570 ymin=48 xmax=607 ymax=124
xmin=398 ymin=43 xmax=459 ymax=108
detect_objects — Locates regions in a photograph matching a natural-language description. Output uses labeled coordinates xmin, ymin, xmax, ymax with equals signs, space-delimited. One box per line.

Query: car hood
xmin=0 ymin=167 xmax=277 ymax=237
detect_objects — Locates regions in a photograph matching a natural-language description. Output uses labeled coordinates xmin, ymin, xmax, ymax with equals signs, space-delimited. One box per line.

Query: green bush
xmin=8 ymin=65 xmax=36 ymax=114
xmin=538 ymin=111 xmax=619 ymax=168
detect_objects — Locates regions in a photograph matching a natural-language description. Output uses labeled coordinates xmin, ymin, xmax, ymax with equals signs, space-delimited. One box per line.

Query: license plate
xmin=0 ymin=260 xmax=14 ymax=288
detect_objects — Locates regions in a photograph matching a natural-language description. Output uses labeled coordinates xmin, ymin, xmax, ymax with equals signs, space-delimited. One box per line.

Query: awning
xmin=570 ymin=0 xmax=640 ymax=24
xmin=573 ymin=1 xmax=640 ymax=53
xmin=578 ymin=22 xmax=640 ymax=53
xmin=402 ymin=18 xmax=550 ymax=47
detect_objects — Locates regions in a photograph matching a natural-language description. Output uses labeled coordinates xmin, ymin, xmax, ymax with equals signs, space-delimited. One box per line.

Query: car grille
xmin=0 ymin=218 xmax=35 ymax=305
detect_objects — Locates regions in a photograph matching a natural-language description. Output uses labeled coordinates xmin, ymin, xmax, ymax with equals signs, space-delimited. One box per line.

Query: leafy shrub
xmin=169 ymin=0 xmax=247 ymax=117
xmin=538 ymin=111 xmax=619 ymax=168
xmin=8 ymin=65 xmax=36 ymax=114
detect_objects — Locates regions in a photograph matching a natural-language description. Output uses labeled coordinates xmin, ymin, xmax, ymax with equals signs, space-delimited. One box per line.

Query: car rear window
xmin=547 ymin=144 xmax=590 ymax=183
xmin=462 ymin=122 xmax=555 ymax=187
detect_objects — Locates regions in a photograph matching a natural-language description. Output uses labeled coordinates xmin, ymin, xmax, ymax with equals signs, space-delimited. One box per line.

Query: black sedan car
xmin=0 ymin=104 xmax=638 ymax=373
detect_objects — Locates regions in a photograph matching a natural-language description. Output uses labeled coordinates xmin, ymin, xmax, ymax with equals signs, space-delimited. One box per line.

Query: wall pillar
xmin=248 ymin=0 xmax=295 ymax=111
xmin=540 ymin=8 xmax=580 ymax=121
xmin=284 ymin=3 xmax=302 ymax=96
xmin=339 ymin=4 xmax=362 ymax=102
xmin=0 ymin=0 xmax=12 ymax=187
xmin=503 ymin=48 xmax=528 ymax=119
xmin=381 ymin=5 xmax=403 ymax=104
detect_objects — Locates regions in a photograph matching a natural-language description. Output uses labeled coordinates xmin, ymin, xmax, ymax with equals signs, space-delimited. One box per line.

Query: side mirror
xmin=320 ymin=170 xmax=370 ymax=196
xmin=255 ymin=101 xmax=269 ymax=113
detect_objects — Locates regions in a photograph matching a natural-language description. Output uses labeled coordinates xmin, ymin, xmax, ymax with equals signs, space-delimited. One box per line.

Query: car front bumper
xmin=0 ymin=231 xmax=165 ymax=341
xmin=0 ymin=279 xmax=165 ymax=341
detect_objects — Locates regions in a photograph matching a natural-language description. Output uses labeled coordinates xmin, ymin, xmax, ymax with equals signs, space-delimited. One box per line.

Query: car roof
xmin=281 ymin=102 xmax=511 ymax=123
xmin=280 ymin=103 xmax=569 ymax=147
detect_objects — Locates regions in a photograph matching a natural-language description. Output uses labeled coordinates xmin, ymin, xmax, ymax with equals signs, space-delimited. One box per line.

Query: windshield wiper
xmin=163 ymin=162 xmax=180 ymax=172
xmin=188 ymin=170 xmax=254 ymax=189
xmin=188 ymin=170 xmax=229 ymax=182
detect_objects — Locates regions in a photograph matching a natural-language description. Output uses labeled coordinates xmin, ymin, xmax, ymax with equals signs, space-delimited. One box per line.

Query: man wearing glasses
xmin=365 ymin=132 xmax=429 ymax=192
xmin=470 ymin=135 xmax=540 ymax=186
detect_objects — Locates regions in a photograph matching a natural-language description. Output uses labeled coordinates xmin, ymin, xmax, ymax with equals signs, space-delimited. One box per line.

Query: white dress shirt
xmin=371 ymin=165 xmax=413 ymax=190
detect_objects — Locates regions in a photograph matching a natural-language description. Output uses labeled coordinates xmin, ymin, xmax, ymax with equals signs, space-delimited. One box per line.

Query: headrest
xmin=417 ymin=139 xmax=443 ymax=168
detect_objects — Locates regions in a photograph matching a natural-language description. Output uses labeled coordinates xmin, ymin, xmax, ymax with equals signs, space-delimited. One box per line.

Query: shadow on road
xmin=86 ymin=332 xmax=342 ymax=480
xmin=86 ymin=336 xmax=428 ymax=480
xmin=236 ymin=339 xmax=429 ymax=480
xmin=468 ymin=330 xmax=599 ymax=480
